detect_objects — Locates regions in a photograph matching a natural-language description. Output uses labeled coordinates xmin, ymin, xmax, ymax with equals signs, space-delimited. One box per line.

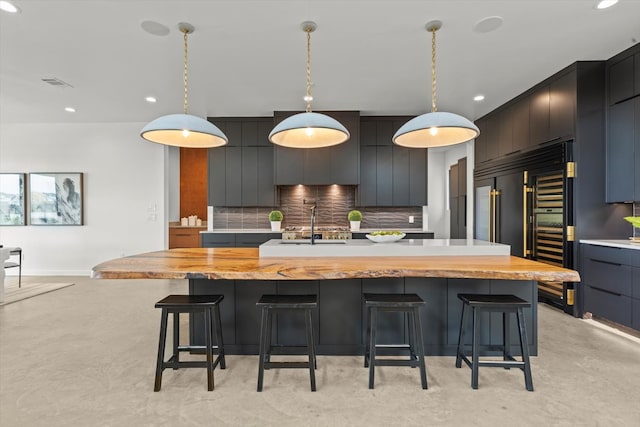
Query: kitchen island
xmin=92 ymin=243 xmax=580 ymax=356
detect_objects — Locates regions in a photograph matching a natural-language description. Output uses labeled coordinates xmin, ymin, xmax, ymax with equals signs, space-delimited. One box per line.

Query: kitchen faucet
xmin=304 ymin=199 xmax=318 ymax=245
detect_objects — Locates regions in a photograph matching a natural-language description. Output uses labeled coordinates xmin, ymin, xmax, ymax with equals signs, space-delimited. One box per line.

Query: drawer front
xmin=201 ymin=233 xmax=236 ymax=247
xmin=633 ymin=298 xmax=640 ymax=331
xmin=584 ymin=286 xmax=632 ymax=326
xmin=583 ymin=257 xmax=632 ymax=296
xmin=583 ymin=244 xmax=632 ymax=265
xmin=235 ymin=233 xmax=279 ymax=247
xmin=634 ymin=268 xmax=640 ymax=299
xmin=628 ymin=249 xmax=640 ymax=268
xmin=170 ymin=233 xmax=199 ymax=248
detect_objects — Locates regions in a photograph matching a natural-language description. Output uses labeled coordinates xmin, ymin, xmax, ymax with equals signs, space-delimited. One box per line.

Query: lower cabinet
xmin=201 ymin=232 xmax=280 ymax=248
xmin=581 ymin=243 xmax=640 ymax=330
xmin=169 ymin=227 xmax=206 ymax=248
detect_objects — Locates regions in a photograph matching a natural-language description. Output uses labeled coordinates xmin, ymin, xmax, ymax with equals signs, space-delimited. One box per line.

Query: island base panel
xmin=190 ymin=278 xmax=537 ymax=356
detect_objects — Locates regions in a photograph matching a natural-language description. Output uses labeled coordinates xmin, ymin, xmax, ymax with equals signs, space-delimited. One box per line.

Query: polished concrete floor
xmin=1 ymin=276 xmax=639 ymax=426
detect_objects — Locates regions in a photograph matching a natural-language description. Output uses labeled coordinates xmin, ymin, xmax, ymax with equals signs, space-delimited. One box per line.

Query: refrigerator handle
xmin=490 ymin=189 xmax=500 ymax=243
xmin=523 ymin=171 xmax=532 ymax=258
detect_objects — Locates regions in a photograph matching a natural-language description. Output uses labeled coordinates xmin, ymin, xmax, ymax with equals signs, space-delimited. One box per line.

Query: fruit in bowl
xmin=366 ymin=230 xmax=406 ymax=243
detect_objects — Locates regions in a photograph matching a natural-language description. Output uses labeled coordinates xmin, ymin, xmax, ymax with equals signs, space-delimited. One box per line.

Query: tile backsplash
xmin=211 ymin=185 xmax=423 ymax=229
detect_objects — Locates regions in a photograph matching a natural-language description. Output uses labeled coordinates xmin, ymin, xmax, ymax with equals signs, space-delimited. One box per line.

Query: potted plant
xmin=348 ymin=210 xmax=362 ymax=231
xmin=269 ymin=210 xmax=283 ymax=231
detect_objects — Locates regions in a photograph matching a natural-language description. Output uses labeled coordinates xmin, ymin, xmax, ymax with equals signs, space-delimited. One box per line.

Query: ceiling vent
xmin=41 ymin=78 xmax=73 ymax=88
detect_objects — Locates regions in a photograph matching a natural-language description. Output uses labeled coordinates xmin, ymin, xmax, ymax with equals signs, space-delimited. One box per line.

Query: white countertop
xmin=201 ymin=229 xmax=434 ymax=234
xmin=580 ymin=239 xmax=640 ymax=250
xmin=259 ymin=238 xmax=510 ymax=257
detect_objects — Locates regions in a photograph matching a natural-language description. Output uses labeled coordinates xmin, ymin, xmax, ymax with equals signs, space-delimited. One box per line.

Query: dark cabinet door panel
xmin=376 ymin=146 xmax=393 ymax=206
xmin=208 ymin=148 xmax=227 ymax=206
xmin=584 ymin=286 xmax=632 ymax=326
xmin=225 ymin=147 xmax=242 ymax=206
xmin=319 ymin=280 xmax=362 ymax=346
xmin=606 ymin=100 xmax=635 ymax=202
xmin=257 ymin=146 xmax=275 ymax=206
xmin=359 ymin=146 xmax=377 ymax=206
xmin=549 ymin=70 xmax=576 ymax=141
xmin=409 ymin=149 xmax=428 ymax=206
xmin=635 ymin=98 xmax=640 ymax=202
xmin=496 ymin=171 xmax=524 ymax=257
xmin=609 ymin=55 xmax=635 ymax=105
xmin=511 ymin=97 xmax=531 ymax=153
xmin=303 ymin=147 xmax=332 ymax=185
xmin=529 ymin=86 xmax=550 ymax=145
xmin=241 ymin=147 xmax=259 ymax=206
xmin=274 ymin=146 xmax=304 ymax=185
xmin=392 ymin=147 xmax=410 ymax=205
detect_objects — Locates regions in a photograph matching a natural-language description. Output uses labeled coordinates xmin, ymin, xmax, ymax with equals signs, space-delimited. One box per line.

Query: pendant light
xmin=393 ymin=20 xmax=479 ymax=148
xmin=269 ymin=21 xmax=350 ymax=149
xmin=141 ymin=22 xmax=228 ymax=148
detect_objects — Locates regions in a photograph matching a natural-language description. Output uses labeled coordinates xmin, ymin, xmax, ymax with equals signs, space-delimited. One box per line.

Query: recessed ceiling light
xmin=474 ymin=95 xmax=485 ymax=102
xmin=0 ymin=1 xmax=20 ymax=13
xmin=473 ymin=16 xmax=503 ymax=33
xmin=64 ymin=107 xmax=76 ymax=113
xmin=141 ymin=20 xmax=170 ymax=36
xmin=596 ymin=0 xmax=618 ymax=9
xmin=145 ymin=96 xmax=157 ymax=103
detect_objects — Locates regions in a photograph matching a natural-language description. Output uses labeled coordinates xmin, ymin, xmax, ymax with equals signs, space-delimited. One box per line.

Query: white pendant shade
xmin=140 ymin=113 xmax=228 ymax=148
xmin=393 ymin=111 xmax=479 ymax=148
xmin=269 ymin=112 xmax=350 ymax=148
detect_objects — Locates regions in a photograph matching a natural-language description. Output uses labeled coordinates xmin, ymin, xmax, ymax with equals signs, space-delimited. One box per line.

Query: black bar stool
xmin=154 ymin=294 xmax=226 ymax=392
xmin=256 ymin=294 xmax=317 ymax=392
xmin=455 ymin=293 xmax=533 ymax=391
xmin=363 ymin=293 xmax=428 ymax=390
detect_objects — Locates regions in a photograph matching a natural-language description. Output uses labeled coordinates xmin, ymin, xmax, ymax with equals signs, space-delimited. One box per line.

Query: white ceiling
xmin=1 ymin=0 xmax=639 ymax=126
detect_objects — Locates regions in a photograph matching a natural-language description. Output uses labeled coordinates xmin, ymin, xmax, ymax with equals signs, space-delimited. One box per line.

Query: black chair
xmin=455 ymin=293 xmax=533 ymax=391
xmin=3 ymin=247 xmax=22 ymax=288
xmin=363 ymin=293 xmax=428 ymax=390
xmin=154 ymin=294 xmax=226 ymax=391
xmin=256 ymin=294 xmax=317 ymax=392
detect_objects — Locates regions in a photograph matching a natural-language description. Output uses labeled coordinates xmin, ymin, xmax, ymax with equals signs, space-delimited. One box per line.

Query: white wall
xmin=427 ymin=141 xmax=475 ymax=238
xmin=0 ymin=123 xmax=167 ymax=275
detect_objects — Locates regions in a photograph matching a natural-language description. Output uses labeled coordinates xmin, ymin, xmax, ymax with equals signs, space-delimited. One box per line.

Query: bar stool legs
xmin=364 ymin=293 xmax=428 ymax=390
xmin=455 ymin=293 xmax=534 ymax=391
xmin=256 ymin=294 xmax=318 ymax=392
xmin=154 ymin=295 xmax=226 ymax=392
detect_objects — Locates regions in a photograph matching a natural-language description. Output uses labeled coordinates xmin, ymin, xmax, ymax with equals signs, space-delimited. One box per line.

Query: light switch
xmin=409 ymin=216 xmax=414 ymax=223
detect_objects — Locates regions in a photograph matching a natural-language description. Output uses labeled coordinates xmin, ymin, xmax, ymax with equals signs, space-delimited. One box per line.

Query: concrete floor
xmin=1 ymin=276 xmax=639 ymax=426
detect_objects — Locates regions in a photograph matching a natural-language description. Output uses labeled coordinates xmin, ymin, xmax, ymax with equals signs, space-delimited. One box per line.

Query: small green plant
xmin=347 ymin=210 xmax=362 ymax=221
xmin=269 ymin=210 xmax=283 ymax=221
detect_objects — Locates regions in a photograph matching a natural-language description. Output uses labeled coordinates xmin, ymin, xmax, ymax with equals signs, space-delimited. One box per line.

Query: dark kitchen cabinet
xmin=581 ymin=243 xmax=640 ymax=331
xmin=273 ymin=111 xmax=360 ymax=185
xmin=201 ymin=233 xmax=236 ymax=248
xmin=476 ymin=63 xmax=601 ymax=168
xmin=208 ymin=117 xmax=275 ymax=207
xmin=528 ymin=71 xmax=575 ymax=147
xmin=201 ymin=232 xmax=280 ymax=248
xmin=449 ymin=157 xmax=467 ymax=239
xmin=609 ymin=55 xmax=635 ymax=105
xmin=606 ymin=99 xmax=637 ymax=202
xmin=358 ymin=116 xmax=428 ymax=207
xmin=511 ymin=97 xmax=530 ymax=153
xmin=497 ymin=107 xmax=514 ymax=156
xmin=606 ymin=44 xmax=640 ymax=203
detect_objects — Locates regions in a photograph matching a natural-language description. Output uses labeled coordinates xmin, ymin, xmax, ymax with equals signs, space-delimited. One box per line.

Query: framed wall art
xmin=29 ymin=172 xmax=84 ymax=225
xmin=0 ymin=173 xmax=26 ymax=226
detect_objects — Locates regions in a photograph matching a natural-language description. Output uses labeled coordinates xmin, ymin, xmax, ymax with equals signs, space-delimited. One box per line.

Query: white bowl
xmin=365 ymin=232 xmax=406 ymax=243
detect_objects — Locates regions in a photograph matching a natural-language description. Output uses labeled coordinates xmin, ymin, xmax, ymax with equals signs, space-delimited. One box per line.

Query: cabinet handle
xmin=591 ymin=259 xmax=622 ymax=267
xmin=589 ymin=285 xmax=622 ymax=297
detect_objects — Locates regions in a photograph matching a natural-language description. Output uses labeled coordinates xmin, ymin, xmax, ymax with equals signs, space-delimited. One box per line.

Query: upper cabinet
xmin=358 ymin=116 xmax=428 ymax=207
xmin=273 ymin=111 xmax=360 ymax=185
xmin=207 ymin=117 xmax=276 ymax=207
xmin=606 ymin=43 xmax=640 ymax=203
xmin=475 ymin=62 xmax=602 ymax=167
